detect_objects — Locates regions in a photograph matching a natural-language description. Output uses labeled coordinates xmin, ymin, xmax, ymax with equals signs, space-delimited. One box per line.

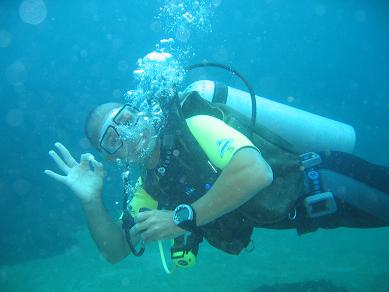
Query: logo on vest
xmin=216 ymin=139 xmax=234 ymax=158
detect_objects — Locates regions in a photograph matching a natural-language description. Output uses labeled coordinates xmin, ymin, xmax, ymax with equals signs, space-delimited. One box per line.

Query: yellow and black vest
xmin=143 ymin=92 xmax=304 ymax=254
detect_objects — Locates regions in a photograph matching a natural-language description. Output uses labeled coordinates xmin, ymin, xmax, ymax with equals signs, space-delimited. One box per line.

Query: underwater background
xmin=0 ymin=0 xmax=388 ymax=291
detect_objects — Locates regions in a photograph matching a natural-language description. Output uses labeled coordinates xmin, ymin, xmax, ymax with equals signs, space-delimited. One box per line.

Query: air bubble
xmin=19 ymin=0 xmax=47 ymax=25
xmin=113 ymin=89 xmax=122 ymax=99
xmin=118 ymin=60 xmax=129 ymax=72
xmin=354 ymin=10 xmax=366 ymax=23
xmin=6 ymin=61 xmax=27 ymax=85
xmin=175 ymin=24 xmax=191 ymax=42
xmin=6 ymin=108 xmax=25 ymax=127
xmin=212 ymin=0 xmax=222 ymax=7
xmin=157 ymin=0 xmax=214 ymax=34
xmin=0 ymin=29 xmax=12 ymax=48
xmin=314 ymin=4 xmax=326 ymax=17
xmin=13 ymin=179 xmax=31 ymax=195
xmin=286 ymin=96 xmax=295 ymax=103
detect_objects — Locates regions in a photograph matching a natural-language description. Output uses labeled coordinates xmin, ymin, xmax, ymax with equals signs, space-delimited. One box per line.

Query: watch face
xmin=176 ymin=207 xmax=190 ymax=222
xmin=173 ymin=204 xmax=193 ymax=225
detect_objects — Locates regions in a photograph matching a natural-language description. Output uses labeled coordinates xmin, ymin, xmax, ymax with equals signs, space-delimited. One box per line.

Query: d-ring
xmin=288 ymin=208 xmax=297 ymax=220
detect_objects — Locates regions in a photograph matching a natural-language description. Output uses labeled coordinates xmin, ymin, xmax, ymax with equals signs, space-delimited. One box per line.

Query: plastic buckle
xmin=304 ymin=192 xmax=337 ymax=218
xmin=171 ymin=247 xmax=196 ymax=268
xmin=300 ymin=152 xmax=322 ymax=169
xmin=171 ymin=247 xmax=185 ymax=260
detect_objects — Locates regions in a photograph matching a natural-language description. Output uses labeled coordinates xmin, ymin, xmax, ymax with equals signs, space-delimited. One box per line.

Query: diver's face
xmin=98 ymin=105 xmax=157 ymax=163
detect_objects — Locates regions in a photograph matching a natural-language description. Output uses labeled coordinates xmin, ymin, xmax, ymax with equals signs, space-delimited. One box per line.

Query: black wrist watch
xmin=173 ymin=204 xmax=198 ymax=232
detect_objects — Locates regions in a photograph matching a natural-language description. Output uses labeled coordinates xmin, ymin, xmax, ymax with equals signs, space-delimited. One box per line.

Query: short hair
xmin=84 ymin=102 xmax=122 ymax=149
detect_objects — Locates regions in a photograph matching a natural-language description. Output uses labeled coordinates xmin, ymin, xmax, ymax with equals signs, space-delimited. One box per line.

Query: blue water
xmin=0 ymin=1 xmax=388 ymax=291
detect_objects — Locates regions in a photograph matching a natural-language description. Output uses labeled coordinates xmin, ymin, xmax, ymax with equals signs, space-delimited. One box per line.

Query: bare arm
xmin=81 ymin=195 xmax=130 ymax=263
xmin=45 ymin=143 xmax=130 ymax=263
xmin=192 ymin=147 xmax=273 ymax=226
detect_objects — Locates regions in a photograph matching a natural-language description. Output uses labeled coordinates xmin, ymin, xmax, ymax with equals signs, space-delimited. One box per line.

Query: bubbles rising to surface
xmin=175 ymin=24 xmax=191 ymax=43
xmin=157 ymin=0 xmax=214 ymax=39
xmin=115 ymin=1 xmax=217 ymax=167
xmin=124 ymin=50 xmax=185 ymax=136
xmin=211 ymin=0 xmax=222 ymax=7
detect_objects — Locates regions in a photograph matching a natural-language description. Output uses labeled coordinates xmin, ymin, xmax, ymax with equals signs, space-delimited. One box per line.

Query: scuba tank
xmin=181 ymin=80 xmax=356 ymax=154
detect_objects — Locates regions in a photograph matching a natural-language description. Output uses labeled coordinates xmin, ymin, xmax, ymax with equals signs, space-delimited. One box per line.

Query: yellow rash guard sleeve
xmin=186 ymin=115 xmax=259 ymax=170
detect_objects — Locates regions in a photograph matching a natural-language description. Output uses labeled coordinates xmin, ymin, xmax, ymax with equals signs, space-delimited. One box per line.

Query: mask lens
xmin=114 ymin=105 xmax=140 ymax=126
xmin=100 ymin=126 xmax=123 ymax=154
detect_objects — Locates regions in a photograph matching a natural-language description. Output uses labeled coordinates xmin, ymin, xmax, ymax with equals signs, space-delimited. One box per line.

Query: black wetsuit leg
xmin=317 ymin=151 xmax=389 ymax=228
xmin=319 ymin=151 xmax=389 ymax=194
xmin=260 ymin=151 xmax=389 ymax=233
xmin=320 ymin=169 xmax=389 ymax=228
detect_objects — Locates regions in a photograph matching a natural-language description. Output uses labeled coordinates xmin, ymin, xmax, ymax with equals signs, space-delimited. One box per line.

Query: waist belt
xmin=293 ymin=152 xmax=338 ymax=234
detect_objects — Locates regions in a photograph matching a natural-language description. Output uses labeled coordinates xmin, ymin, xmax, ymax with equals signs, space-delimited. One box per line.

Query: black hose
xmin=121 ymin=166 xmax=145 ymax=256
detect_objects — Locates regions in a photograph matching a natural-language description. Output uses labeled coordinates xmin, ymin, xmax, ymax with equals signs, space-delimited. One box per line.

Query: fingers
xmin=138 ymin=224 xmax=174 ymax=242
xmin=90 ymin=158 xmax=104 ymax=177
xmin=130 ymin=211 xmax=152 ymax=238
xmin=129 ymin=227 xmax=142 ymax=246
xmin=130 ymin=223 xmax=150 ymax=243
xmin=80 ymin=153 xmax=104 ymax=177
xmin=44 ymin=169 xmax=66 ymax=184
xmin=132 ymin=220 xmax=150 ymax=235
xmin=48 ymin=142 xmax=103 ymax=176
xmin=134 ymin=211 xmax=151 ymax=223
xmin=80 ymin=153 xmax=94 ymax=170
xmin=49 ymin=150 xmax=70 ymax=174
xmin=138 ymin=229 xmax=153 ymax=242
xmin=132 ymin=223 xmax=156 ymax=243
xmin=54 ymin=143 xmax=78 ymax=167
xmin=132 ymin=210 xmax=177 ymax=242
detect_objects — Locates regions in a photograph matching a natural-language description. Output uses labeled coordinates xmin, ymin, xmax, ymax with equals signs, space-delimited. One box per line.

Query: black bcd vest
xmin=143 ymin=92 xmax=304 ymax=254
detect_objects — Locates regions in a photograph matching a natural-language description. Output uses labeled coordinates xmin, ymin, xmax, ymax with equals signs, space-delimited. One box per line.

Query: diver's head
xmin=85 ymin=103 xmax=158 ymax=164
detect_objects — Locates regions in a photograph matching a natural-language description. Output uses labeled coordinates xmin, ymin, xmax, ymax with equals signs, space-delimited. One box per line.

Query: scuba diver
xmin=45 ymin=62 xmax=389 ymax=270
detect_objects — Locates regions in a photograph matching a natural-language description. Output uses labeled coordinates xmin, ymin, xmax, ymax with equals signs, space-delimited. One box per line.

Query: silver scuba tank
xmin=182 ymin=80 xmax=356 ymax=154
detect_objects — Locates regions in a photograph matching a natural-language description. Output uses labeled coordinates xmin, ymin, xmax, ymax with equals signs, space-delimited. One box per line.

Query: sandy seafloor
xmin=1 ymin=227 xmax=388 ymax=292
